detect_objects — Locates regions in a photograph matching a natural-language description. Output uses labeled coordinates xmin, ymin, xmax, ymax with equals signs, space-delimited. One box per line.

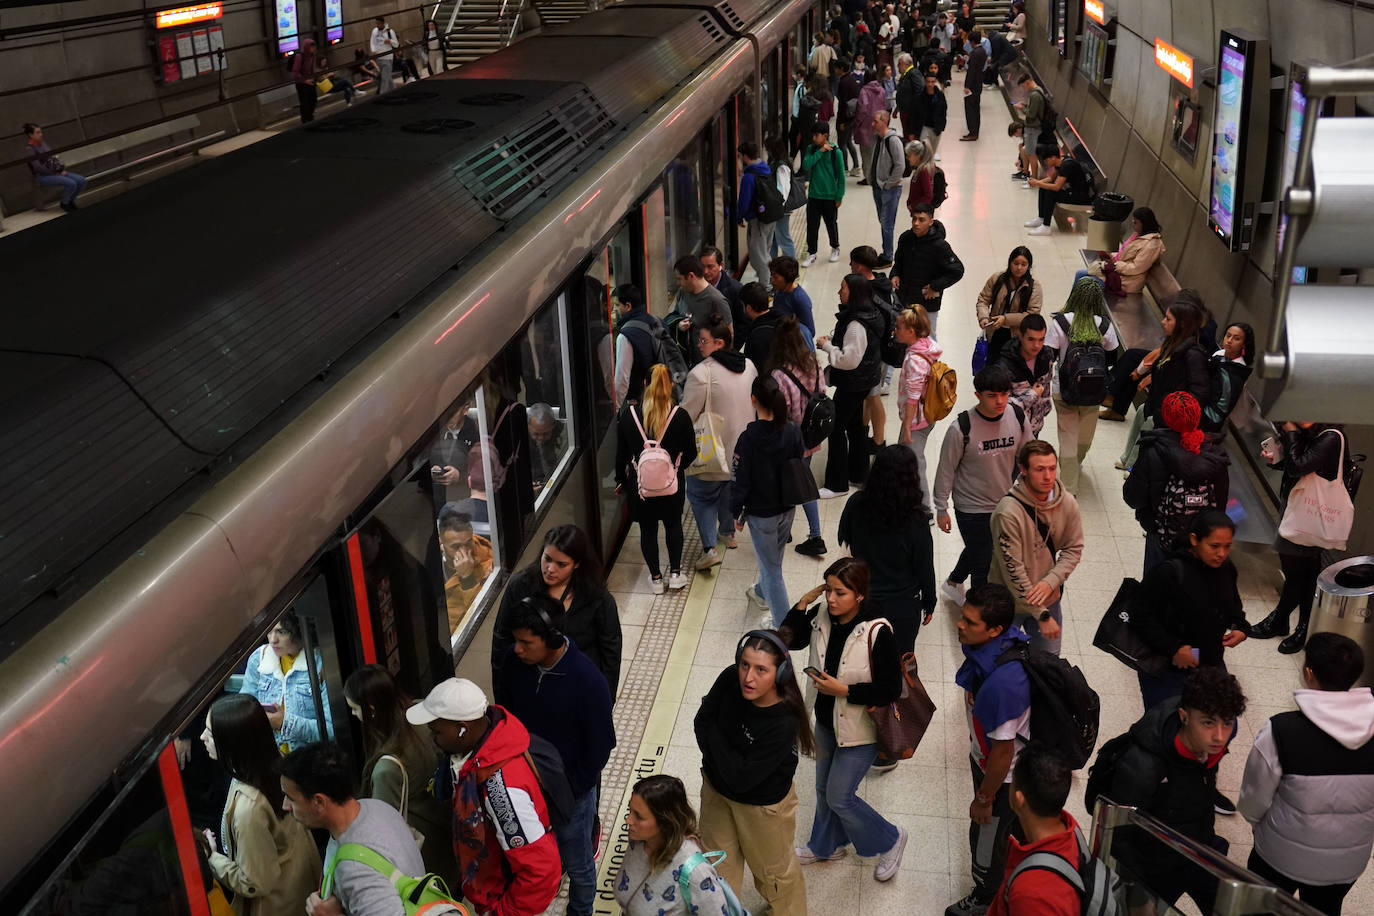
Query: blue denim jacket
xmin=238 ymin=644 xmax=334 ymax=751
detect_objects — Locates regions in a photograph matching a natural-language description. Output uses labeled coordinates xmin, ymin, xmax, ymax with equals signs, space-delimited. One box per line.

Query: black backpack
xmin=780 ymin=367 xmax=835 ymax=449
xmin=1034 ymin=88 xmax=1059 ymax=132
xmin=931 ymin=166 xmax=948 ymax=208
xmin=874 ymin=298 xmax=907 ymax=368
xmin=956 ymin=403 xmax=1026 ymax=448
xmin=1054 ymin=314 xmax=1109 ymax=406
xmin=751 ymin=169 xmax=786 ymax=223
xmin=621 ymin=317 xmax=689 ymax=400
xmin=524 ymin=733 xmax=575 ymax=829
xmin=1084 ymin=731 xmax=1149 ymax=812
xmin=997 ymin=640 xmax=1101 ymax=769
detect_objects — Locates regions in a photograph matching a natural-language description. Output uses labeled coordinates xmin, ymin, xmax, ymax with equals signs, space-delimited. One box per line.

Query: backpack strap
xmin=677 ymin=849 xmax=728 ymax=907
xmin=1054 ymin=313 xmax=1071 ymax=339
xmin=322 ymin=843 xmax=402 ymax=898
xmin=1003 ymin=848 xmax=1086 ymax=906
xmin=958 ymin=410 xmax=971 ymax=450
xmin=629 ymin=404 xmax=653 ymax=446
xmin=1013 ymin=497 xmax=1056 ymax=557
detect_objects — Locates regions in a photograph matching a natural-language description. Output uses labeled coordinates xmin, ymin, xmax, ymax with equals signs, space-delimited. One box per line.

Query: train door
xmin=722 ymin=95 xmax=744 ymax=273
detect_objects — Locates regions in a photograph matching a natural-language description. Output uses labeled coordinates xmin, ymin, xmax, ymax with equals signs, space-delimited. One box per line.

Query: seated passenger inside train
xmin=527 ymin=402 xmax=567 ymax=493
xmin=439 ymin=505 xmax=494 ymax=633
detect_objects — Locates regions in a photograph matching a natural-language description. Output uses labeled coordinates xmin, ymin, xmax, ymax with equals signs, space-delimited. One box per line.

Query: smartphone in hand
xmin=803 ymin=666 xmax=824 ymax=680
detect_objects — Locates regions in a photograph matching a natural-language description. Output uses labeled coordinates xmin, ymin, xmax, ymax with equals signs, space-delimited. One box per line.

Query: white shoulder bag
xmin=1278 ymin=430 xmax=1354 ymax=550
xmin=380 ymin=754 xmax=426 ymax=850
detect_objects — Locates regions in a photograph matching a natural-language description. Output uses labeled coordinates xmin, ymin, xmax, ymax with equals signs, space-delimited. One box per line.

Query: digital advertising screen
xmin=1208 ymin=35 xmax=1250 ymax=249
xmin=1277 ymin=63 xmax=1312 ymax=284
xmin=1048 ymin=0 xmax=1067 ymax=57
xmin=1079 ymin=20 xmax=1109 ymax=88
xmin=275 ymin=0 xmax=299 ymax=54
xmin=325 ymin=0 xmax=343 ymax=44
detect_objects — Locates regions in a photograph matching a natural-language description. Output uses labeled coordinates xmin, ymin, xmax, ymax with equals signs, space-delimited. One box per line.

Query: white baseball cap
xmin=406 ymin=678 xmax=488 ymax=725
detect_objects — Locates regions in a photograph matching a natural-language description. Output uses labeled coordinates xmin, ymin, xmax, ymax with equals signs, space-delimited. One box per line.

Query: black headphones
xmin=735 ymin=629 xmax=794 ymax=683
xmin=519 ymin=596 xmax=563 ymax=644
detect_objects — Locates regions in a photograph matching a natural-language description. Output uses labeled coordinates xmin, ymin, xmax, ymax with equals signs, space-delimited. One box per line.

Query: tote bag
xmin=1092 ymin=578 xmax=1168 ymax=677
xmin=865 ymin=623 xmax=938 ymax=760
xmin=1278 ymin=430 xmax=1354 ymax=550
xmin=688 ymin=363 xmax=731 ymax=478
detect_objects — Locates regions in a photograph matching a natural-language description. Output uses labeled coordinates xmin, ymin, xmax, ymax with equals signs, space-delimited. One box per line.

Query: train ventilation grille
xmin=376 ymin=90 xmax=439 ymax=106
xmin=402 ymin=118 xmax=477 ymax=135
xmin=716 ymin=2 xmax=744 ymax=31
xmin=305 ymin=117 xmax=382 ymax=132
xmin=697 ymin=13 xmax=725 ymax=42
xmin=453 ymin=88 xmax=616 ymax=220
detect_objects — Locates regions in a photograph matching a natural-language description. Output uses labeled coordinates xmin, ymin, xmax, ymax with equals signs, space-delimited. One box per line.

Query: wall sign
xmin=152 ymin=4 xmax=224 ymax=83
xmin=1154 ymin=38 xmax=1194 ymax=89
xmin=1084 ymin=0 xmax=1105 ymax=26
xmin=1078 ymin=17 xmax=1115 ymax=90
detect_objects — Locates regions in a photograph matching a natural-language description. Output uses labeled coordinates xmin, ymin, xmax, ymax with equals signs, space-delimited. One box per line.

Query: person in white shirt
xmin=1043 ymin=278 xmax=1120 ymax=493
xmin=370 ymin=16 xmax=399 ymax=94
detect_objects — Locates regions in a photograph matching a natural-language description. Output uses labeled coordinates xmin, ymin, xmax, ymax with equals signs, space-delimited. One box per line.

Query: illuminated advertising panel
xmin=1084 ymin=0 xmax=1105 ymax=25
xmin=1209 ymin=39 xmax=1246 ymax=247
xmin=1078 ymin=19 xmax=1111 ymax=88
xmin=155 ymin=2 xmax=222 ymax=28
xmin=1208 ymin=29 xmax=1270 ymax=251
xmin=1277 ymin=62 xmax=1315 ymax=284
xmin=1154 ymin=38 xmax=1193 ymax=89
xmin=325 ymin=0 xmax=343 ymax=43
xmin=275 ymin=0 xmax=299 ymax=54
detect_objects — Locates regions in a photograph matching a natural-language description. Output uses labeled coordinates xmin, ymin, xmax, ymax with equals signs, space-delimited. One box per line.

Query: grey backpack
xmin=1003 ymin=826 xmax=1122 ymax=916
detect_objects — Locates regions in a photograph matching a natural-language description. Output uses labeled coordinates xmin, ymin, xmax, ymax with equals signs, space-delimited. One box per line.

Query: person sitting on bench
xmin=1023 ymin=144 xmax=1091 ymax=236
xmin=1074 ymin=207 xmax=1166 ymax=294
xmin=23 ymin=123 xmax=86 ymax=213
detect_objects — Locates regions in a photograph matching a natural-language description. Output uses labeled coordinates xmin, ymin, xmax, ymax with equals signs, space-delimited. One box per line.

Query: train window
xmin=516 ymin=295 xmax=575 ymax=509
xmin=665 ymin=139 xmax=705 ymax=278
xmin=14 ymin=756 xmax=195 ymax=916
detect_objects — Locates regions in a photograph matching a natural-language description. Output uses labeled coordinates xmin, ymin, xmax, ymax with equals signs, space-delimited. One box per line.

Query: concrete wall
xmin=1022 ymin=0 xmax=1374 ymax=554
xmin=0 ymin=0 xmax=430 ymax=212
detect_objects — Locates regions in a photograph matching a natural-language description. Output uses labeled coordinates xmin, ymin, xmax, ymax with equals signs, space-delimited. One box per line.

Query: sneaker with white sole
xmin=802 ymin=253 xmax=818 ymax=267
xmin=650 ymin=575 xmax=665 ymax=594
xmin=694 ymin=548 xmax=722 ymax=571
xmin=829 ymin=248 xmax=842 ymax=262
xmin=933 ymin=153 xmax=942 ymax=162
xmin=817 ymin=487 xmax=847 ymax=499
xmin=1027 ymin=224 xmax=1053 ymax=236
xmin=1020 ymin=181 xmax=1032 ymax=189
xmin=745 ymin=585 xmax=768 ymax=610
xmin=1023 ymin=216 xmax=1044 ymax=228
xmin=795 ymin=845 xmax=848 ymax=865
xmin=941 ymin=579 xmax=967 ymax=606
xmin=668 ymin=571 xmax=689 ymax=590
xmin=945 ymin=892 xmax=990 ymax=915
xmin=874 ymin=827 xmax=907 ymax=881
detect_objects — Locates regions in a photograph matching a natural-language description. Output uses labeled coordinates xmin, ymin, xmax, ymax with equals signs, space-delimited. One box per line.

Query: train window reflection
xmin=518 ymin=295 xmax=575 ymax=507
xmin=235 ymin=595 xmax=340 ymax=754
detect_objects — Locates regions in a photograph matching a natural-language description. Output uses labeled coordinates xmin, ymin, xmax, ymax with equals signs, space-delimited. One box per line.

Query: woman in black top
xmin=817 ymin=274 xmax=885 ymax=496
xmin=616 ymin=364 xmax=697 ymax=594
xmin=1143 ymin=297 xmax=1210 ymax=423
xmin=490 ymin=524 xmax=622 ymax=696
xmin=1250 ymin=422 xmax=1348 ymax=654
xmin=778 ymin=558 xmax=907 ymax=882
xmin=694 ymin=630 xmax=814 ymax=913
xmin=837 ymin=445 xmax=937 ymax=655
xmin=1132 ymin=511 xmax=1249 ymax=710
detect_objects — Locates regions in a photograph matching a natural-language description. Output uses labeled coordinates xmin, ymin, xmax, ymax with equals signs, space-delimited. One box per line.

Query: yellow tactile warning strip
xmin=589 ymin=543 xmax=720 ymax=915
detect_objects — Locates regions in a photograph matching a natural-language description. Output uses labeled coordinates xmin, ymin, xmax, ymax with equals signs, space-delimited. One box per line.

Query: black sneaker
xmin=945 ymin=892 xmax=990 ymax=916
xmin=1213 ymin=789 xmax=1237 ymax=816
xmin=795 ymin=536 xmax=827 ymax=557
xmin=875 ymin=259 xmax=894 ymax=270
xmin=871 ymin=755 xmax=899 ymax=773
xmin=1010 ymin=171 xmax=1029 ymax=180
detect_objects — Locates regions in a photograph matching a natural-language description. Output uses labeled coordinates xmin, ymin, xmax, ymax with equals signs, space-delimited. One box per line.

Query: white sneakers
xmin=802 ymin=253 xmax=818 ymax=267
xmin=668 ymin=571 xmax=689 ymax=590
xmin=796 ymin=845 xmax=848 ymax=865
xmin=650 ymin=575 xmax=665 ymax=594
xmin=1023 ymin=216 xmax=1044 ymax=228
xmin=1027 ymin=224 xmax=1054 ymax=236
xmin=745 ymin=585 xmax=768 ymax=610
xmin=817 ymin=487 xmax=846 ymax=499
xmin=694 ymin=548 xmax=722 ymax=571
xmin=874 ymin=827 xmax=908 ymax=882
xmin=941 ymin=579 xmax=967 ymax=606
xmin=828 ymin=247 xmax=842 ymax=262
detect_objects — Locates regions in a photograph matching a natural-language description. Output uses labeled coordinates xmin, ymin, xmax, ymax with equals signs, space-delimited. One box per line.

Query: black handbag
xmin=1092 ymin=578 xmax=1169 ymax=677
xmin=779 ymin=456 xmax=820 ymax=507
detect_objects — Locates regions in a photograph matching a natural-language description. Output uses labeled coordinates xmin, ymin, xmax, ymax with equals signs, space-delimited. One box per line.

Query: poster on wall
xmin=325 ymin=0 xmax=343 ymax=43
xmin=176 ymin=30 xmax=197 ymax=79
xmin=193 ymin=28 xmax=213 ymax=73
xmin=276 ymin=0 xmax=299 ymax=54
xmin=1208 ymin=44 xmax=1246 ymax=244
xmin=1207 ymin=29 xmax=1270 ymax=252
xmin=209 ymin=25 xmax=224 ymax=69
xmin=152 ymin=4 xmax=225 ymax=83
xmin=1078 ymin=19 xmax=1111 ymax=88
xmin=159 ymin=33 xmax=181 ymax=83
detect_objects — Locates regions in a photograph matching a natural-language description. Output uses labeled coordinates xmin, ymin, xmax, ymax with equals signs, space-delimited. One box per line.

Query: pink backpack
xmin=630 ymin=405 xmax=682 ymax=499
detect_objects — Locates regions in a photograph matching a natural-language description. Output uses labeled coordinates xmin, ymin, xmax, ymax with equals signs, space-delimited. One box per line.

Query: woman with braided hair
xmin=1043 ymin=277 xmax=1121 ymax=492
xmin=1123 ymin=390 xmax=1231 ymax=573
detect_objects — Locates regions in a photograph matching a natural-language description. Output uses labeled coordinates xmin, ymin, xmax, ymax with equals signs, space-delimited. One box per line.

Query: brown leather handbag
xmin=864 ymin=622 xmax=938 ymax=760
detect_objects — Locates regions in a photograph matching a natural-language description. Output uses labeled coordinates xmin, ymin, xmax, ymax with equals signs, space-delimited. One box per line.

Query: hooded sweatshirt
xmin=1123 ymin=428 xmax=1230 ymax=543
xmin=731 ymin=419 xmax=805 ymax=519
xmin=1133 ymin=549 xmax=1248 ymax=666
xmin=682 ymin=349 xmax=759 ymax=482
xmin=891 ymin=219 xmax=964 ymax=311
xmin=1240 ymin=687 xmax=1374 ymax=885
xmin=994 ymin=336 xmax=1054 ymax=436
xmin=955 ymin=626 xmax=1032 ymax=776
xmin=989 ymin=477 xmax=1084 ymax=620
xmin=694 ymin=666 xmax=801 ymax=805
xmin=737 ymin=159 xmax=773 ymax=222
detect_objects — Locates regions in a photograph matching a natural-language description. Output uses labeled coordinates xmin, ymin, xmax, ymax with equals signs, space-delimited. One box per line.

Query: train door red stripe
xmin=346 ymin=535 xmax=378 ymax=665
xmin=158 ymin=743 xmax=212 ymax=916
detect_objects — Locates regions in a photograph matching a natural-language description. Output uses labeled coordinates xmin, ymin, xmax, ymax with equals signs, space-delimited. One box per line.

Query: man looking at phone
xmin=948 ymin=583 xmax=1032 ymax=916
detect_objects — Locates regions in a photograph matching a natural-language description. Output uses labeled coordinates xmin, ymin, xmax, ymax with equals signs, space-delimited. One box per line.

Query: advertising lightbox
xmin=1207 ymin=29 xmax=1270 ymax=252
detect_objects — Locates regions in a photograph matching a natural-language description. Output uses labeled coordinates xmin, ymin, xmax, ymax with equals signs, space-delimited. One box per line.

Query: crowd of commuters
xmin=159 ymin=8 xmax=1374 ymax=916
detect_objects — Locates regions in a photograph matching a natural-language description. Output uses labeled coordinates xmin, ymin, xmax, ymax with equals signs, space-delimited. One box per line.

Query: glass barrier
xmin=1091 ymin=799 xmax=1327 ymax=916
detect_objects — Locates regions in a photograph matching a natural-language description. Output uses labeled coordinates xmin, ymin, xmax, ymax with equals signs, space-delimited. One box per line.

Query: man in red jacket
xmin=989 ymin=744 xmax=1084 ymax=916
xmin=409 ymin=678 xmax=561 ymax=916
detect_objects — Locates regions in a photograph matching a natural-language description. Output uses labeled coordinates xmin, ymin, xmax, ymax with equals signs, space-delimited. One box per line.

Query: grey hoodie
xmin=1240 ymin=687 xmax=1374 ymax=885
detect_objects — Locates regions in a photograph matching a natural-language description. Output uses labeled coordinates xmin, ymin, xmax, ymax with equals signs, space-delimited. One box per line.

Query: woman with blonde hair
xmin=616 ymin=364 xmax=696 ymax=593
xmin=614 ymin=775 xmax=735 ymax=914
xmin=894 ymin=304 xmax=942 ymax=497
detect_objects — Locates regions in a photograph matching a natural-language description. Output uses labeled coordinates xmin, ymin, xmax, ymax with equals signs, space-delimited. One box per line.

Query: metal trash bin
xmin=1313 ymin=556 xmax=1374 ymax=687
xmin=1087 ymin=191 xmax=1133 ymax=251
xmin=1086 ymin=216 xmax=1122 ymax=252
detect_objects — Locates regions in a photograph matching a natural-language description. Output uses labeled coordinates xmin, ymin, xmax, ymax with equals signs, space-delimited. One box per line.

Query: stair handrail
xmin=1090 ymin=798 xmax=1326 ymax=916
xmin=444 ymin=0 xmax=465 ymax=35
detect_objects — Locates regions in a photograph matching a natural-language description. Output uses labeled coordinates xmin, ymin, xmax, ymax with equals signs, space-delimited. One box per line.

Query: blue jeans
xmin=1143 ymin=531 xmax=1169 ymax=576
xmin=771 ymin=212 xmax=798 ymax=258
xmin=39 ymin=172 xmax=86 ymax=206
xmin=872 ymin=184 xmax=902 ymax=261
xmin=802 ymin=455 xmax=821 ymax=538
xmin=554 ymin=787 xmax=598 ymax=916
xmin=686 ymin=476 xmax=733 ymax=551
xmin=1138 ymin=666 xmax=1188 ymax=711
xmin=809 ymin=724 xmax=900 ymax=857
xmin=747 ymin=510 xmax=795 ymax=625
xmin=1016 ymin=599 xmax=1062 ymax=656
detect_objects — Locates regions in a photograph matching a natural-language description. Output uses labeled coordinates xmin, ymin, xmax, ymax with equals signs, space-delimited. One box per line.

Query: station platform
xmin=575 ymin=85 xmax=1374 ymax=915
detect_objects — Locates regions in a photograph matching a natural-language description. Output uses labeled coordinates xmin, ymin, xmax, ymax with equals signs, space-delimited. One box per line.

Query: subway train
xmin=0 ymin=0 xmax=822 ymax=909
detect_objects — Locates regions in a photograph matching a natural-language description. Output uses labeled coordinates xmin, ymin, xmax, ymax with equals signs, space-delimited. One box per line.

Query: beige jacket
xmin=989 ymin=476 xmax=1085 ymax=619
xmin=1111 ymin=232 xmax=1165 ymax=293
xmin=208 ymin=781 xmax=321 ymax=916
xmin=975 ymin=271 xmax=1042 ymax=331
xmin=808 ymin=612 xmax=891 ymax=746
xmin=680 ymin=355 xmax=758 ymax=481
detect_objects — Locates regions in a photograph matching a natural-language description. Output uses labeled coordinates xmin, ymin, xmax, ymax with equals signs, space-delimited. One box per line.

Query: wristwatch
xmin=1037 ymin=609 xmax=1052 ymax=622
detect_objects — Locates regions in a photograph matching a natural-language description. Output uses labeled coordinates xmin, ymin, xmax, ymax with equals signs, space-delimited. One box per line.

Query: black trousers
xmin=869 ymin=594 xmax=922 ymax=654
xmin=296 ymin=83 xmax=317 ymax=123
xmin=824 ymin=388 xmax=870 ymax=492
xmin=967 ymin=757 xmax=1020 ymax=902
xmin=1107 ymin=348 xmax=1149 ymax=409
xmin=806 ymin=198 xmax=840 ymax=253
xmin=949 ymin=511 xmax=993 ymax=587
xmin=964 ymin=91 xmax=981 ymax=137
xmin=1248 ymin=850 xmax=1355 ymax=916
xmin=1277 ymin=547 xmax=1325 ymax=624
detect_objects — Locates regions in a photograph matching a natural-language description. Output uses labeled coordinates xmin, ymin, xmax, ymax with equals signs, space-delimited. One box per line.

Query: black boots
xmin=1249 ymin=609 xmax=1292 ymax=639
xmin=1278 ymin=624 xmax=1309 ymax=655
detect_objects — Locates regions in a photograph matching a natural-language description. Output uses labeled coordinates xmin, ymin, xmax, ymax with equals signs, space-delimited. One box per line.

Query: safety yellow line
xmin=591 ymin=568 xmax=719 ymax=914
